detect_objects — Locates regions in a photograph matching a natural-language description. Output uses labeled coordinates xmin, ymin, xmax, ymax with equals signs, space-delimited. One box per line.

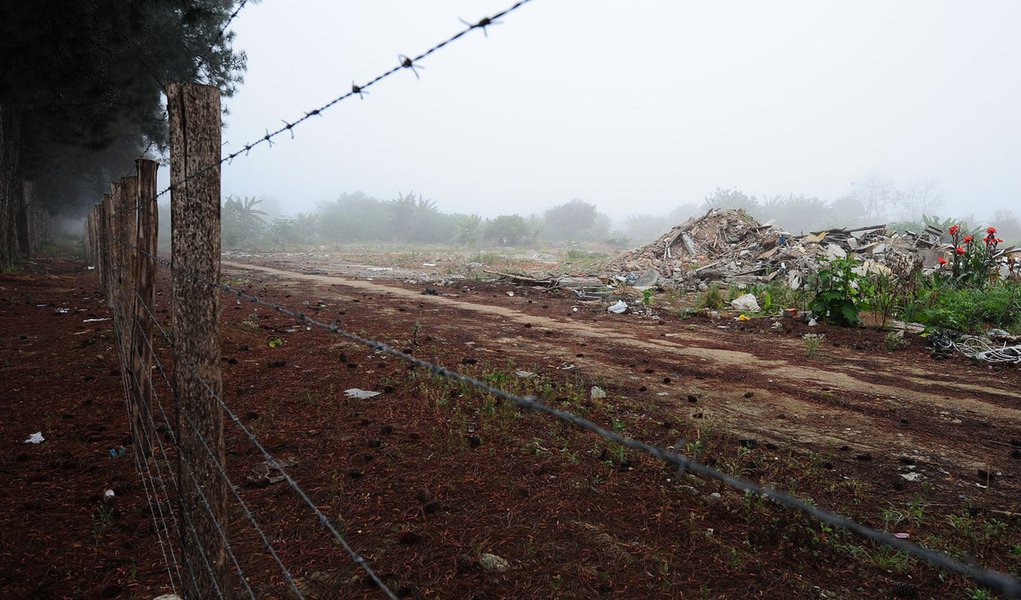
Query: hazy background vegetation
xmin=193 ymin=179 xmax=1021 ymax=252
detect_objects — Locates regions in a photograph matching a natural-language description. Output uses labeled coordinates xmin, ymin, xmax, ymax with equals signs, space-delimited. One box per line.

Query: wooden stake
xmin=168 ymin=81 xmax=228 ymax=599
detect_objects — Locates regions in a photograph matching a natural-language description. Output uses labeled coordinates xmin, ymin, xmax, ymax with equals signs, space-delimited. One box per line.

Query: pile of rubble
xmin=606 ymin=208 xmax=946 ymax=288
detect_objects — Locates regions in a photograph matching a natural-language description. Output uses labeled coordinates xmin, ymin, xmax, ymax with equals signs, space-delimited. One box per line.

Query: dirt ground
xmin=2 ymin=254 xmax=1020 ymax=599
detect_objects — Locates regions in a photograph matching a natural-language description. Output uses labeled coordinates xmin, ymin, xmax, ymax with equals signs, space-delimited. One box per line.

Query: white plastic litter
xmin=730 ymin=293 xmax=761 ymax=313
xmin=104 ymin=489 xmax=115 ymax=499
xmin=83 ymin=318 xmax=110 ymax=323
xmin=607 ymin=300 xmax=627 ymax=314
xmin=344 ymin=388 xmax=381 ymax=399
xmin=23 ymin=432 xmax=45 ymax=444
xmin=514 ymin=370 xmax=536 ymax=379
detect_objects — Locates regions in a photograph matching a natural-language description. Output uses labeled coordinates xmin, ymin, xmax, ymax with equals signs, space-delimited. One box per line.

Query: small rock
xmin=479 ymin=553 xmax=510 ymax=573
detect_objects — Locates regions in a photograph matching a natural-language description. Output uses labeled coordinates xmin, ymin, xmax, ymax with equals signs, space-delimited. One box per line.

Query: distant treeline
xmin=210 ymin=192 xmax=620 ymax=250
xmin=158 ymin=184 xmax=1019 ymax=251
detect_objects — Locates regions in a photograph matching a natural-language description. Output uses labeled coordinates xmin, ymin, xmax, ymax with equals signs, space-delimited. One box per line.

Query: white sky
xmin=182 ymin=0 xmax=1020 ymax=221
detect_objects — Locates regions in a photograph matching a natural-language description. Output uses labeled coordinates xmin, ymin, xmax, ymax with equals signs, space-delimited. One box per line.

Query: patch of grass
xmin=698 ymin=283 xmax=725 ymax=310
xmin=469 ymin=251 xmax=501 ymax=266
xmin=904 ymin=281 xmax=1021 ymax=334
xmin=802 ymin=333 xmax=825 ymax=358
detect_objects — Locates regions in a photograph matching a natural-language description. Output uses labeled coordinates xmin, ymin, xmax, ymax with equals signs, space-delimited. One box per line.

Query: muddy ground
xmin=2 ymin=255 xmax=1020 ymax=599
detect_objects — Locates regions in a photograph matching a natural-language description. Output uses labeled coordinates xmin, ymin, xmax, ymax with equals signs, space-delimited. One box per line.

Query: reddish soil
xmin=3 ymin=257 xmax=1020 ymax=599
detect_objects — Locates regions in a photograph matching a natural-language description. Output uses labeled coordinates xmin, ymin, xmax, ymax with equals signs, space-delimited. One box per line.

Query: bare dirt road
xmin=224 ymin=259 xmax=1021 ymax=485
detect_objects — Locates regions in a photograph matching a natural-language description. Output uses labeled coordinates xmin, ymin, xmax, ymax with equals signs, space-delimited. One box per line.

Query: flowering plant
xmin=941 ymin=224 xmax=1003 ymax=287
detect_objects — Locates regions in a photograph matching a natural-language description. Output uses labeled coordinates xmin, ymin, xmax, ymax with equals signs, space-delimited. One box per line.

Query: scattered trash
xmin=83 ymin=317 xmax=110 ymax=323
xmin=344 ymin=388 xmax=382 ymax=399
xmin=930 ymin=331 xmax=1021 ymax=365
xmin=607 ymin=300 xmax=628 ymax=314
xmin=421 ymin=288 xmax=439 ymax=296
xmin=55 ymin=307 xmax=70 ymax=314
xmin=247 ymin=458 xmax=298 ymax=486
xmin=109 ymin=447 xmax=126 ymax=458
xmin=590 ymin=386 xmax=607 ymax=400
xmin=771 ymin=321 xmax=784 ymax=330
xmin=506 ymin=291 xmax=515 ymax=297
xmin=731 ymin=293 xmax=760 ymax=313
xmin=737 ymin=314 xmax=751 ymax=322
xmin=422 ymin=263 xmax=437 ymax=267
xmin=479 ymin=553 xmax=511 ymax=573
xmin=366 ymin=267 xmax=393 ymax=272
xmin=900 ymin=472 xmax=923 ymax=482
xmin=23 ymin=432 xmax=44 ymax=444
xmin=514 ymin=370 xmax=536 ymax=379
xmin=104 ymin=489 xmax=115 ymax=499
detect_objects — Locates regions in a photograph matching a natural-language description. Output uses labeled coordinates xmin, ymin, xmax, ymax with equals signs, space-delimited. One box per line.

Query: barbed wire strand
xmin=181 ymin=362 xmax=398 ymax=600
xmin=111 ymin=323 xmax=188 ymax=594
xmin=126 ymin=326 xmax=260 ymax=599
xmin=140 ymin=256 xmax=1020 ymax=598
xmin=155 ymin=0 xmax=534 ymax=199
xmin=114 ymin=323 xmax=224 ymax=600
xmin=127 ymin=318 xmax=265 ymax=600
xmin=134 ymin=314 xmax=307 ymax=599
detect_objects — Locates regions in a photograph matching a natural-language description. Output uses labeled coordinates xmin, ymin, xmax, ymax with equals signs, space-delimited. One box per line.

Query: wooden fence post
xmin=168 ymin=81 xmax=228 ymax=599
xmin=100 ymin=193 xmax=113 ymax=305
xmin=113 ymin=176 xmax=146 ymax=460
xmin=131 ymin=160 xmax=159 ymax=461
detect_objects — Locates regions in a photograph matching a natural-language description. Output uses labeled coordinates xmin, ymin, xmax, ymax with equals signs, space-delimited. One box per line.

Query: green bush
xmin=808 ymin=257 xmax=867 ymax=326
xmin=903 ymin=282 xmax=1021 ymax=334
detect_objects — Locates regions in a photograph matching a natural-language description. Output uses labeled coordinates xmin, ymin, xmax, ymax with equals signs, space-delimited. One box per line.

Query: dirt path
xmin=223 ymin=261 xmax=1021 ymax=485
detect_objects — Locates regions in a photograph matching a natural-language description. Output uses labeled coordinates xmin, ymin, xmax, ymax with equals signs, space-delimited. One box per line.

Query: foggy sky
xmin=173 ymin=0 xmax=1020 ymax=221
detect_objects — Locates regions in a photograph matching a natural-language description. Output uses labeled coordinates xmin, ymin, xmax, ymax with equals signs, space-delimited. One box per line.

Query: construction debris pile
xmin=606 ymin=208 xmax=948 ymax=289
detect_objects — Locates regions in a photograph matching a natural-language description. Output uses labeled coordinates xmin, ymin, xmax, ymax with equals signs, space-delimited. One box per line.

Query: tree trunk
xmin=0 ymin=105 xmax=24 ymax=270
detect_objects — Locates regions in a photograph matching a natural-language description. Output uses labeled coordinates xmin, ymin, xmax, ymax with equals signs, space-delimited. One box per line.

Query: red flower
xmin=988 ymin=226 xmax=997 ymax=234
xmin=963 ymin=235 xmax=973 ymax=244
xmin=937 ymin=257 xmax=947 ymax=265
xmin=949 ymin=225 xmax=960 ymax=235
xmin=955 ymin=246 xmax=966 ymax=255
xmin=995 ymin=238 xmax=1004 ymax=244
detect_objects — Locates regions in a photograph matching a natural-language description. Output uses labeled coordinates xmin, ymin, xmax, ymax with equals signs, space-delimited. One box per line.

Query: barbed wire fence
xmin=81 ymin=1 xmax=1021 ymax=598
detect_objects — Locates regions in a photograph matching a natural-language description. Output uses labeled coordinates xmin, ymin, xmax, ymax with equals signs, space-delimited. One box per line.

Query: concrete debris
xmin=607 ymin=208 xmax=992 ymax=288
xmin=730 ymin=293 xmax=760 ymax=313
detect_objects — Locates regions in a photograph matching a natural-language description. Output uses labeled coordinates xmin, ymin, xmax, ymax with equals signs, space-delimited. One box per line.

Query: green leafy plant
xmin=808 ymin=257 xmax=867 ymax=326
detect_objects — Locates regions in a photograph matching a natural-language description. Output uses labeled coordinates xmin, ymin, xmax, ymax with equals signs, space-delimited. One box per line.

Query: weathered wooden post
xmin=100 ymin=193 xmax=113 ymax=304
xmin=131 ymin=160 xmax=159 ymax=460
xmin=168 ymin=81 xmax=228 ymax=599
xmin=113 ymin=176 xmax=145 ymax=457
